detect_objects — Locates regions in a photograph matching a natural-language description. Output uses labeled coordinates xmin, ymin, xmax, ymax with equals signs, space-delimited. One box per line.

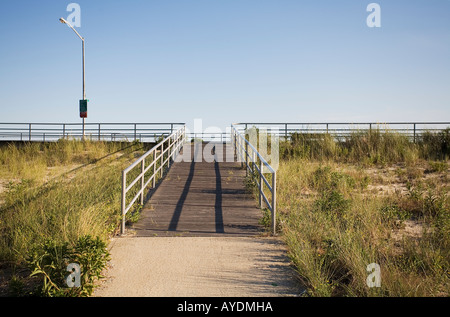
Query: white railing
xmin=232 ymin=122 xmax=450 ymax=143
xmin=231 ymin=124 xmax=277 ymax=234
xmin=121 ymin=126 xmax=186 ymax=234
xmin=0 ymin=122 xmax=185 ymax=143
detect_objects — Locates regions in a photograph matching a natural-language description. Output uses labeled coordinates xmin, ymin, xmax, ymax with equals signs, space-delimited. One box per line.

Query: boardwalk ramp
xmin=129 ymin=142 xmax=263 ymax=237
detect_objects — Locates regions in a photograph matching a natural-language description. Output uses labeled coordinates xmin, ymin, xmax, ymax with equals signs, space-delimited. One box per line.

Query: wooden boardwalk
xmin=130 ymin=143 xmax=263 ymax=237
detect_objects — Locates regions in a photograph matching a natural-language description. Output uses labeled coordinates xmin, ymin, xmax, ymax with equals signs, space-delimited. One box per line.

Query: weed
xmin=426 ymin=161 xmax=448 ymax=174
xmin=27 ymin=235 xmax=109 ymax=297
xmin=258 ymin=208 xmax=272 ymax=230
xmin=0 ymin=140 xmax=145 ymax=296
xmin=314 ymin=190 xmax=351 ymax=219
xmin=274 ymin=155 xmax=449 ymax=297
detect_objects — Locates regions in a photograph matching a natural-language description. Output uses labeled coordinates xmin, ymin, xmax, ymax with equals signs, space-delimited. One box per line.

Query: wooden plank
xmin=129 ymin=143 xmax=263 ymax=237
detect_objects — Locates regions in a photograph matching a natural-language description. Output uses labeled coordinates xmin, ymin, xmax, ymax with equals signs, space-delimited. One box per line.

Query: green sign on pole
xmin=80 ymin=99 xmax=88 ymax=118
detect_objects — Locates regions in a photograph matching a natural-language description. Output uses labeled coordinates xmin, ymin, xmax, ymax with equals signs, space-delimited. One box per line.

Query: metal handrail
xmin=186 ymin=132 xmax=231 ymax=142
xmin=121 ymin=125 xmax=186 ymax=234
xmin=231 ymin=124 xmax=277 ymax=234
xmin=232 ymin=122 xmax=450 ymax=143
xmin=0 ymin=122 xmax=185 ymax=143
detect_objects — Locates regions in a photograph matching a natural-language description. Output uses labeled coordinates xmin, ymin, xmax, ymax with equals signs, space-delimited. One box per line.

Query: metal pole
xmin=272 ymin=172 xmax=277 ymax=235
xmin=259 ymin=159 xmax=263 ymax=208
xmin=140 ymin=159 xmax=145 ymax=205
xmin=121 ymin=170 xmax=126 ymax=234
xmin=153 ymin=152 xmax=156 ymax=187
xmin=161 ymin=142 xmax=164 ymax=177
xmin=168 ymin=137 xmax=171 ymax=168
xmin=245 ymin=140 xmax=248 ymax=176
xmin=82 ymin=38 xmax=85 ymax=141
xmin=60 ymin=19 xmax=86 ymax=141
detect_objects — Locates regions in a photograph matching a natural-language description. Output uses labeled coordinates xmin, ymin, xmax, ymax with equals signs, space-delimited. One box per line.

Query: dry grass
xmin=276 ymin=158 xmax=449 ymax=297
xmin=0 ymin=140 xmax=147 ymax=264
xmin=251 ymin=129 xmax=450 ymax=297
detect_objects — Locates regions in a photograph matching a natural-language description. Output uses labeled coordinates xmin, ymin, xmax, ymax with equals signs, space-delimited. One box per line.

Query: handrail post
xmin=121 ymin=170 xmax=126 ymax=235
xmin=241 ymin=137 xmax=244 ymax=167
xmin=413 ymin=123 xmax=416 ymax=143
xmin=98 ymin=123 xmax=101 ymax=141
xmin=272 ymin=171 xmax=277 ymax=235
xmin=245 ymin=138 xmax=248 ymax=176
xmin=259 ymin=159 xmax=263 ymax=208
xmin=140 ymin=158 xmax=145 ymax=205
xmin=252 ymin=151 xmax=256 ymax=174
xmin=234 ymin=130 xmax=237 ymax=160
xmin=29 ymin=124 xmax=32 ymax=141
xmin=161 ymin=142 xmax=164 ymax=177
xmin=168 ymin=137 xmax=172 ymax=168
xmin=153 ymin=151 xmax=157 ymax=187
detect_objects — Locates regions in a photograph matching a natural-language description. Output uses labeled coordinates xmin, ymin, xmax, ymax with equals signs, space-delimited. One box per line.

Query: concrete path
xmin=94 ymin=236 xmax=303 ymax=297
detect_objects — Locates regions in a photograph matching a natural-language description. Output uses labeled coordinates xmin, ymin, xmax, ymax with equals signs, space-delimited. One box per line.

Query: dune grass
xmin=0 ymin=140 xmax=150 ymax=261
xmin=253 ymin=128 xmax=449 ymax=296
xmin=281 ymin=127 xmax=450 ymax=164
xmin=0 ymin=139 xmax=150 ymax=295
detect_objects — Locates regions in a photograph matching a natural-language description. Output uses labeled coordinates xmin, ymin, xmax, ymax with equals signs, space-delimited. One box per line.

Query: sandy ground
xmin=94 ymin=236 xmax=304 ymax=297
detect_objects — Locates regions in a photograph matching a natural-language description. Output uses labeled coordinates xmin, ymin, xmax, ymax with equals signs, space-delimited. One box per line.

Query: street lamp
xmin=59 ymin=17 xmax=87 ymax=140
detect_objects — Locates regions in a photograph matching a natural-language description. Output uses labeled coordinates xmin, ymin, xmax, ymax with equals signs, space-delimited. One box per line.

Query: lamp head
xmin=59 ymin=17 xmax=67 ymax=24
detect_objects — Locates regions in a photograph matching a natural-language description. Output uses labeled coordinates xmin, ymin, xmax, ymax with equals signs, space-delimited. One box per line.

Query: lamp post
xmin=59 ymin=17 xmax=86 ymax=140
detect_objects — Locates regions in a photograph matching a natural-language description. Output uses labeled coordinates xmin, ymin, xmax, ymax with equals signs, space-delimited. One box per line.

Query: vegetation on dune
xmin=0 ymin=139 xmax=148 ymax=296
xmin=252 ymin=128 xmax=449 ymax=297
xmin=281 ymin=127 xmax=450 ymax=164
xmin=1 ymin=127 xmax=449 ymax=297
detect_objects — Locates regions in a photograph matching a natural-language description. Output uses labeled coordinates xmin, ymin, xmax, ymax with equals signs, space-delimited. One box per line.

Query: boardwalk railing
xmin=231 ymin=124 xmax=277 ymax=235
xmin=0 ymin=122 xmax=185 ymax=143
xmin=233 ymin=122 xmax=450 ymax=142
xmin=121 ymin=125 xmax=186 ymax=234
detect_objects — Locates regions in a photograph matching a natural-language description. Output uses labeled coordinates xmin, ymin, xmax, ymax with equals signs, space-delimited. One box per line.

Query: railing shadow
xmin=167 ymin=143 xmax=199 ymax=231
xmin=214 ymin=147 xmax=224 ymax=233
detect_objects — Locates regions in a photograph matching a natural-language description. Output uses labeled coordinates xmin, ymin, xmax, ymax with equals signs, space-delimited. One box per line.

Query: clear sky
xmin=0 ymin=0 xmax=449 ymax=131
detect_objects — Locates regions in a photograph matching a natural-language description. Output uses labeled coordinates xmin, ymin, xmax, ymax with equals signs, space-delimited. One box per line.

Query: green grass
xmin=250 ymin=128 xmax=449 ymax=297
xmin=276 ymin=159 xmax=449 ymax=297
xmin=0 ymin=139 xmax=149 ymax=296
xmin=281 ymin=127 xmax=450 ymax=165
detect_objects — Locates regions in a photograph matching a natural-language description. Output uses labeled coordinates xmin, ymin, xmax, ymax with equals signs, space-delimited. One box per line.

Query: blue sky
xmin=0 ymin=0 xmax=449 ymax=131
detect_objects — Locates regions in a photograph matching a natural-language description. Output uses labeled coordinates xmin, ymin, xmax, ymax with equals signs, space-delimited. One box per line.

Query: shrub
xmin=314 ymin=190 xmax=351 ymax=219
xmin=27 ymin=235 xmax=109 ymax=297
xmin=418 ymin=128 xmax=450 ymax=160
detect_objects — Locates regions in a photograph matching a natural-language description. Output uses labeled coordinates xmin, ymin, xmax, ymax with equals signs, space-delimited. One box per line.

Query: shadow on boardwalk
xmin=130 ymin=143 xmax=263 ymax=237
